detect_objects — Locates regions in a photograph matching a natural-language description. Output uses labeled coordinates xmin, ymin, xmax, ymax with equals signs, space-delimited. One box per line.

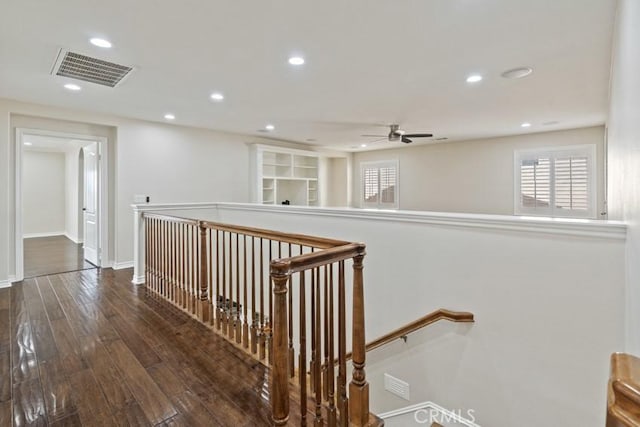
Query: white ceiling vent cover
xmin=51 ymin=49 xmax=134 ymax=88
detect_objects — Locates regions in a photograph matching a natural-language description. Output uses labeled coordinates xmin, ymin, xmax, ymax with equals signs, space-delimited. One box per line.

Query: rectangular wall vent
xmin=384 ymin=373 xmax=410 ymax=401
xmin=51 ymin=50 xmax=134 ymax=88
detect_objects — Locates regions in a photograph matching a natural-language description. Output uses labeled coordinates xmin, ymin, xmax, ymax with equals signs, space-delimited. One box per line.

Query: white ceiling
xmin=0 ymin=0 xmax=616 ymax=151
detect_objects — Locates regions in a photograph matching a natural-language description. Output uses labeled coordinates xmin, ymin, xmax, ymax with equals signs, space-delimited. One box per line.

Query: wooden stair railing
xmin=142 ymin=212 xmax=380 ymax=426
xmin=344 ymin=309 xmax=474 ymax=361
xmin=608 ymin=353 xmax=640 ymax=427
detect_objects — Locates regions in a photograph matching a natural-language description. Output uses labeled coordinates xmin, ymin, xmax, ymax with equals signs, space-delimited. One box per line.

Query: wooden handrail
xmin=344 ymin=309 xmax=474 ymax=360
xmin=144 ymin=212 xmax=350 ymax=249
xmin=201 ymin=220 xmax=350 ymax=249
xmin=141 ymin=211 xmax=378 ymax=426
xmin=271 ymin=243 xmax=366 ymax=276
xmin=608 ymin=353 xmax=640 ymax=427
xmin=143 ymin=212 xmax=200 ymax=225
xmin=143 ymin=212 xmax=350 ymax=249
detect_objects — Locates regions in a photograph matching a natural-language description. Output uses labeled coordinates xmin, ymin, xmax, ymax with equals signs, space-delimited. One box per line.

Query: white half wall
xmin=206 ymin=203 xmax=625 ymax=427
xmin=607 ymin=0 xmax=640 ymax=354
xmin=352 ymin=126 xmax=606 ymax=216
xmin=22 ymin=150 xmax=65 ymax=235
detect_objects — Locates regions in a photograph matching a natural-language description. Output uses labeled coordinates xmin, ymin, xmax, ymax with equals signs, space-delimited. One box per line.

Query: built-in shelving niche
xmin=252 ymin=146 xmax=320 ymax=206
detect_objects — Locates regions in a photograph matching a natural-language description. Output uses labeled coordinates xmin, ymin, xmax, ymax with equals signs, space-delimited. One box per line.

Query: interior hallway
xmin=23 ymin=236 xmax=95 ymax=279
xmin=0 ymin=268 xmax=297 ymax=426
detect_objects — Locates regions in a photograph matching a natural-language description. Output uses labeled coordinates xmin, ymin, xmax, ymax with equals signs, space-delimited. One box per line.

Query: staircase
xmin=141 ymin=213 xmax=381 ymax=425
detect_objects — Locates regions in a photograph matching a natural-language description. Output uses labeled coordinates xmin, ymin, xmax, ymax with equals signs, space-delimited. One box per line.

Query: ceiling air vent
xmin=51 ymin=49 xmax=134 ymax=88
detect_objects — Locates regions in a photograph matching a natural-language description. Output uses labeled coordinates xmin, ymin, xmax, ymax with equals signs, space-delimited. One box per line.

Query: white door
xmin=83 ymin=142 xmax=99 ymax=265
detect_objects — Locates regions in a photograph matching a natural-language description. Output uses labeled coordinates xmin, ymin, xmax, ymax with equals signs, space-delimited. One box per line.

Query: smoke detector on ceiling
xmin=51 ymin=49 xmax=134 ymax=88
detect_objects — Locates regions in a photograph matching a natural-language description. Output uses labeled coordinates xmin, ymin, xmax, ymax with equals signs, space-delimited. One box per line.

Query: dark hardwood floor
xmin=0 ymin=268 xmax=290 ymax=426
xmin=24 ymin=236 xmax=95 ymax=279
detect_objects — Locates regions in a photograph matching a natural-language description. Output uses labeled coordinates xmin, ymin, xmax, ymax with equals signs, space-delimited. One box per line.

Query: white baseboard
xmin=379 ymin=401 xmax=479 ymax=427
xmin=23 ymin=231 xmax=66 ymax=239
xmin=113 ymin=261 xmax=134 ymax=270
xmin=0 ymin=280 xmax=12 ymax=289
xmin=132 ymin=275 xmax=145 ymax=285
xmin=64 ymin=232 xmax=83 ymax=244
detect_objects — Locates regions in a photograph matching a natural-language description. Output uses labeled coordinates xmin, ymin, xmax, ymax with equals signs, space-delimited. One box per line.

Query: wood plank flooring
xmin=0 ymin=268 xmax=292 ymax=426
xmin=24 ymin=236 xmax=95 ymax=279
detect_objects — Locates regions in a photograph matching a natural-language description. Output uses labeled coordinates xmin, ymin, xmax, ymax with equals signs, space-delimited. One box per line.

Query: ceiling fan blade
xmin=403 ymin=133 xmax=433 ymax=138
xmin=369 ymin=137 xmax=388 ymax=143
xmin=360 ymin=134 xmax=387 ymax=137
xmin=401 ymin=136 xmax=413 ymax=143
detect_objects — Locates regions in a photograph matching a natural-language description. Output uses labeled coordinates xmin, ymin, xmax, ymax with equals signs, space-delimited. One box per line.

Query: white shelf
xmin=264 ymin=162 xmax=291 ymax=167
xmin=255 ymin=146 xmax=320 ymax=206
xmin=263 ymin=176 xmax=313 ymax=181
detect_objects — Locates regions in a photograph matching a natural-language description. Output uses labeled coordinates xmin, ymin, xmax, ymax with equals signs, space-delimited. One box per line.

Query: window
xmin=361 ymin=160 xmax=399 ymax=209
xmin=514 ymin=145 xmax=596 ymax=218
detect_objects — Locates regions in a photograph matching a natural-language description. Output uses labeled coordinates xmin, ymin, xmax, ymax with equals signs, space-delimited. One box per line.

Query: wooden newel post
xmin=197 ymin=223 xmax=210 ymax=323
xmin=349 ymin=247 xmax=369 ymax=425
xmin=271 ymin=261 xmax=291 ymax=426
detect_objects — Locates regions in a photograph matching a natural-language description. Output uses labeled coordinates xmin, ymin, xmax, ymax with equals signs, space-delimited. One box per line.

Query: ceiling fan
xmin=361 ymin=124 xmax=433 ymax=144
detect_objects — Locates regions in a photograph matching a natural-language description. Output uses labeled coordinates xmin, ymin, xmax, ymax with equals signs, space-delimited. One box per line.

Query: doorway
xmin=15 ymin=129 xmax=109 ymax=280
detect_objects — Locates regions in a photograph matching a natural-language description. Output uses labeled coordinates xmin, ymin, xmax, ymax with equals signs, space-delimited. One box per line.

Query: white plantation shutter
xmin=380 ymin=167 xmax=396 ymax=204
xmin=554 ymin=157 xmax=588 ymax=212
xmin=515 ymin=146 xmax=595 ymax=218
xmin=363 ymin=167 xmax=379 ymax=202
xmin=361 ymin=160 xmax=398 ymax=208
xmin=520 ymin=158 xmax=551 ymax=209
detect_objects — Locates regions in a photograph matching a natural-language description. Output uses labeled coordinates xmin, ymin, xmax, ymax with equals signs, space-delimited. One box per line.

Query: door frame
xmin=14 ymin=128 xmax=109 ymax=282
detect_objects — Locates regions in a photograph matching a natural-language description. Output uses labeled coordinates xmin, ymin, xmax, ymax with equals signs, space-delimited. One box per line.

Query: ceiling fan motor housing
xmin=388 ymin=124 xmax=404 ymax=141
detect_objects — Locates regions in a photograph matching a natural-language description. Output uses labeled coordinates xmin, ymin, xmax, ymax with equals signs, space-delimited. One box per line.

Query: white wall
xmin=64 ymin=147 xmax=83 ymax=243
xmin=352 ymin=126 xmax=606 ymax=216
xmin=204 ymin=204 xmax=624 ymax=427
xmin=327 ymin=157 xmax=349 ymax=207
xmin=115 ymin=123 xmax=261 ymax=263
xmin=22 ymin=151 xmax=66 ymax=235
xmin=607 ymin=0 xmax=640 ymax=354
xmin=0 ymin=97 xmax=314 ymax=281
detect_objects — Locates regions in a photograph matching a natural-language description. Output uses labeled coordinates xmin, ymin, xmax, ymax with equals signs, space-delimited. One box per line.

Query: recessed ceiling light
xmin=501 ymin=67 xmax=533 ymax=79
xmin=164 ymin=113 xmax=175 ymax=120
xmin=360 ymin=144 xmax=367 ymax=148
xmin=521 ymin=122 xmax=532 ymax=128
xmin=24 ymin=142 xmax=32 ymax=146
xmin=288 ymin=56 xmax=305 ymax=66
xmin=64 ymin=83 xmax=81 ymax=91
xmin=210 ymin=92 xmax=224 ymax=101
xmin=90 ymin=38 xmax=112 ymax=48
xmin=466 ymin=74 xmax=483 ymax=83
xmin=265 ymin=124 xmax=275 ymax=131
